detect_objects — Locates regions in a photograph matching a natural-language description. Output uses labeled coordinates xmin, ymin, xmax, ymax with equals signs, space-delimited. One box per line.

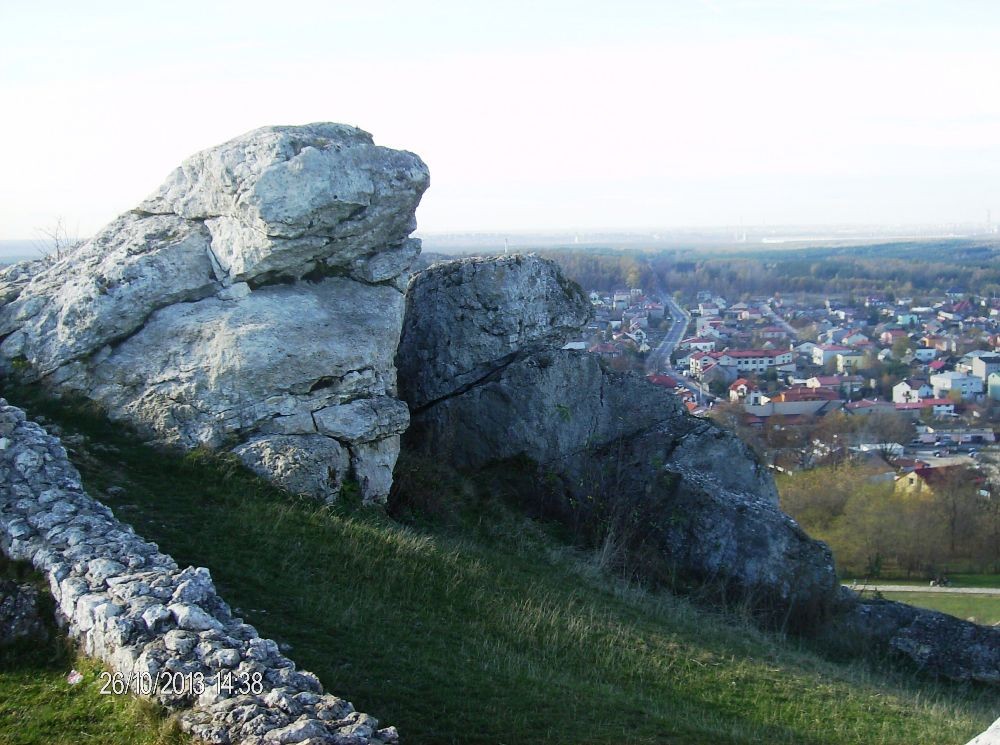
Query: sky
xmin=2 ymin=0 xmax=1000 ymax=240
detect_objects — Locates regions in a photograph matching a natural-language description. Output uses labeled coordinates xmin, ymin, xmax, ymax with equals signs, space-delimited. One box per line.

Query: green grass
xmin=862 ymin=592 xmax=1000 ymax=626
xmin=844 ymin=574 xmax=1000 ymax=588
xmin=2 ymin=387 xmax=998 ymax=744
xmin=0 ymin=559 xmax=186 ymax=745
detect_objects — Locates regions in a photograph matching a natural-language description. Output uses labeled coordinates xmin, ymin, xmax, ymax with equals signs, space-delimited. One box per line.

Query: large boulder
xmin=397 ymin=255 xmax=838 ymax=625
xmin=397 ymin=254 xmax=592 ymax=410
xmin=0 ymin=123 xmax=429 ymax=503
xmin=829 ymin=597 xmax=1000 ymax=686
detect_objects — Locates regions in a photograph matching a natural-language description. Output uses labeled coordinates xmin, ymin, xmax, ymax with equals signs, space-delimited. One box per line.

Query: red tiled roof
xmin=646 ymin=374 xmax=678 ymax=389
xmin=729 ymin=377 xmax=754 ymax=391
xmin=772 ymin=387 xmax=839 ymax=402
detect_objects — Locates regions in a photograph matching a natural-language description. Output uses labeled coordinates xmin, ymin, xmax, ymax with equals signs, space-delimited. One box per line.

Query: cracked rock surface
xmin=829 ymin=594 xmax=1000 ymax=686
xmin=397 ymin=255 xmax=838 ymax=625
xmin=0 ymin=399 xmax=397 ymax=744
xmin=0 ymin=123 xmax=429 ymax=503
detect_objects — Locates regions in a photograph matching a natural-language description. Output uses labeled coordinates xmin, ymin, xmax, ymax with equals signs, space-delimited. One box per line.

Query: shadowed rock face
xmin=397 ymin=254 xmax=593 ymax=411
xmin=396 ymin=255 xmax=839 ymax=626
xmin=828 ymin=594 xmax=1000 ymax=687
xmin=0 ymin=123 xmax=429 ymax=503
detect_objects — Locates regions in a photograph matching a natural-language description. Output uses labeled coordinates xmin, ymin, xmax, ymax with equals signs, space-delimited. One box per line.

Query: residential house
xmin=895 ymin=466 xmax=967 ymax=498
xmin=759 ymin=326 xmax=788 ymax=340
xmin=845 ymin=399 xmax=896 ymax=416
xmin=763 ymin=386 xmax=840 ymax=404
xmin=892 ymin=378 xmax=933 ymax=403
xmin=678 ymin=337 xmax=717 ymax=353
xmin=971 ymin=354 xmax=1000 ymax=382
xmin=929 ymin=371 xmax=983 ymax=400
xmin=989 ymin=372 xmax=1000 ymax=401
xmin=729 ymin=378 xmax=763 ymax=405
xmin=956 ymin=350 xmax=995 ymax=374
xmin=807 ymin=375 xmax=864 ymax=398
xmin=842 ymin=330 xmax=870 ymax=346
xmin=812 ymin=344 xmax=854 ymax=366
xmin=722 ymin=348 xmax=793 ymax=374
xmin=879 ymin=328 xmax=908 ymax=345
xmin=836 ymin=350 xmax=865 ymax=373
xmin=893 ymin=399 xmax=956 ymax=418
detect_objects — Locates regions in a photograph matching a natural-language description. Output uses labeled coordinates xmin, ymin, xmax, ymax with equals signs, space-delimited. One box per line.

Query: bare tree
xmin=33 ymin=217 xmax=79 ymax=262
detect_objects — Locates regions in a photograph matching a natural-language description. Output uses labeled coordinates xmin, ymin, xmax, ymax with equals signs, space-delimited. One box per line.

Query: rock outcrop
xmin=829 ymin=594 xmax=1000 ymax=686
xmin=0 ymin=399 xmax=396 ymax=743
xmin=397 ymin=254 xmax=592 ymax=410
xmin=397 ymin=255 xmax=839 ymax=625
xmin=0 ymin=123 xmax=429 ymax=503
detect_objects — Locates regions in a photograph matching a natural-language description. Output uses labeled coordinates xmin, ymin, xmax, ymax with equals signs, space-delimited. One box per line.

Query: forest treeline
xmin=539 ymin=239 xmax=1000 ymax=299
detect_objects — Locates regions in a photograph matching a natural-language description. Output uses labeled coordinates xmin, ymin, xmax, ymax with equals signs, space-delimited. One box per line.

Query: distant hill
xmin=0 ymin=240 xmax=42 ymax=265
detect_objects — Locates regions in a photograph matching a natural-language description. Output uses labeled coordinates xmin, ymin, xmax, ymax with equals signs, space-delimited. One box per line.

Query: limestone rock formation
xmin=396 ymin=255 xmax=838 ymax=625
xmin=397 ymin=254 xmax=593 ymax=410
xmin=830 ymin=596 xmax=1000 ymax=686
xmin=0 ymin=123 xmax=429 ymax=503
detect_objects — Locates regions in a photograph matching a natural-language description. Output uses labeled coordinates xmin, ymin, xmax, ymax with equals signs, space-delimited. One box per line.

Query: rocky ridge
xmin=0 ymin=123 xmax=428 ymax=503
xmin=0 ymin=398 xmax=396 ymax=744
xmin=397 ymin=254 xmax=840 ymax=625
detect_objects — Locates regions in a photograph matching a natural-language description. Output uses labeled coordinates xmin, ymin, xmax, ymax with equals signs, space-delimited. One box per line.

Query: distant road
xmin=646 ymin=292 xmax=690 ymax=374
xmin=647 ymin=293 xmax=716 ymax=404
xmin=845 ymin=583 xmax=1000 ymax=595
xmin=762 ymin=302 xmax=800 ymax=339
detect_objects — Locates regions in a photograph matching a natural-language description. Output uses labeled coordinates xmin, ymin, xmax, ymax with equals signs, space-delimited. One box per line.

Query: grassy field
xmin=844 ymin=574 xmax=1000 ymax=588
xmin=1 ymin=388 xmax=997 ymax=744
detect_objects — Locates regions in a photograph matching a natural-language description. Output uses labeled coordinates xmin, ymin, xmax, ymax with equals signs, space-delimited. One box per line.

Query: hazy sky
xmin=2 ymin=0 xmax=999 ymax=240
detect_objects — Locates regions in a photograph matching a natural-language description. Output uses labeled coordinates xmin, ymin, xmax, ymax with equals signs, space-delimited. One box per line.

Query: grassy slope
xmin=1 ymin=390 xmax=997 ymax=745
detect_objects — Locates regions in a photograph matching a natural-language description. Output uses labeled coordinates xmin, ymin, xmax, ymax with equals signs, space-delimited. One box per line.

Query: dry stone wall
xmin=0 ymin=399 xmax=396 ymax=745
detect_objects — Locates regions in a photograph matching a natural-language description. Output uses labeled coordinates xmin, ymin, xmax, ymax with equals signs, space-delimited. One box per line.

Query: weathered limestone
xmin=0 ymin=124 xmax=429 ymax=503
xmin=397 ymin=255 xmax=839 ymax=625
xmin=397 ymin=254 xmax=593 ymax=410
xmin=0 ymin=399 xmax=397 ymax=744
xmin=829 ymin=593 xmax=1000 ymax=686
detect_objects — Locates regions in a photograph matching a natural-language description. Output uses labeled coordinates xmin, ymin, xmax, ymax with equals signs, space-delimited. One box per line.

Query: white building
xmin=971 ymin=354 xmax=1000 ymax=382
xmin=892 ymin=378 xmax=933 ymax=403
xmin=929 ymin=371 xmax=983 ymax=400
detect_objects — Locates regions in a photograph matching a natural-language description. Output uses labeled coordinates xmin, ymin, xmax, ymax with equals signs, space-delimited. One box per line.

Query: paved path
xmin=845 ymin=583 xmax=1000 ymax=595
